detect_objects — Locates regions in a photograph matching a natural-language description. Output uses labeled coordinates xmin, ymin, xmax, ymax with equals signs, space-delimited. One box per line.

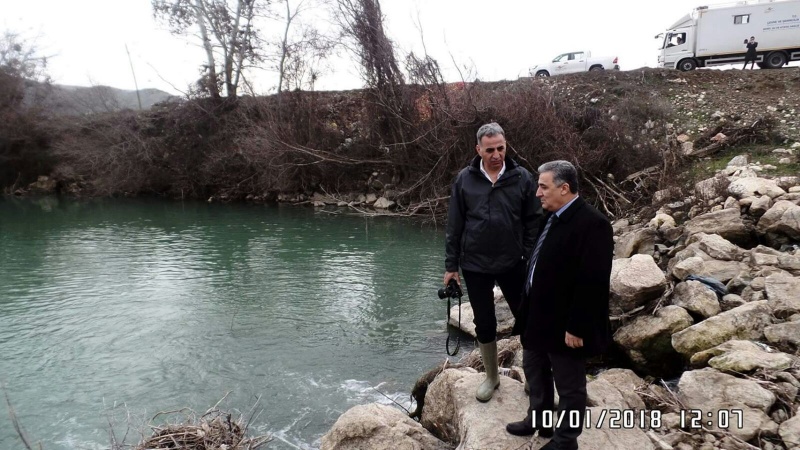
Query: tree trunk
xmin=194 ymin=0 xmax=221 ymax=98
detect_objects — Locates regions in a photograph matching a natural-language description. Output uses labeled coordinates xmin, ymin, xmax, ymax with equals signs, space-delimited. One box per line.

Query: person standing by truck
xmin=743 ymin=36 xmax=758 ymax=70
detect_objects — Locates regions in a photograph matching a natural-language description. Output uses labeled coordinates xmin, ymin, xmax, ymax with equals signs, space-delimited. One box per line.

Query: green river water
xmin=0 ymin=197 xmax=469 ymax=449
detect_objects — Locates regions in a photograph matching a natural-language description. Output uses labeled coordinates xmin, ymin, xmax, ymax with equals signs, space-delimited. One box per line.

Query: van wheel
xmin=765 ymin=52 xmax=787 ymax=69
xmin=535 ymin=70 xmax=550 ymax=77
xmin=589 ymin=66 xmax=604 ymax=72
xmin=678 ymin=58 xmax=697 ymax=71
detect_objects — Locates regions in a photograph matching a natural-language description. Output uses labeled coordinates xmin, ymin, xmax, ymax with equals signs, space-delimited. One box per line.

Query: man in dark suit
xmin=505 ymin=160 xmax=613 ymax=450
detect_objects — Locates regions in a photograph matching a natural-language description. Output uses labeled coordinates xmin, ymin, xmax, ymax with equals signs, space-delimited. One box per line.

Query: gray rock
xmin=365 ymin=193 xmax=378 ymax=204
xmin=671 ymin=301 xmax=773 ymax=356
xmin=579 ymin=408 xmax=656 ymax=450
xmin=614 ymin=305 xmax=693 ymax=374
xmin=662 ymin=226 xmax=685 ymax=244
xmin=727 ymin=155 xmax=749 ymax=167
xmin=612 ymin=219 xmax=630 ymax=235
xmin=695 ymin=176 xmax=729 ymax=201
xmin=779 ymin=414 xmax=800 ymax=449
xmin=610 ymin=255 xmax=667 ymax=313
xmin=749 ymin=195 xmax=773 ymax=217
xmin=672 ymin=281 xmax=720 ymax=319
xmin=690 ymin=340 xmax=795 ymax=372
xmin=702 ymin=259 xmax=749 ymax=283
xmin=757 ymin=200 xmax=800 ymax=246
xmin=678 ymin=368 xmax=777 ymax=441
xmin=688 ymin=233 xmax=744 ymax=261
xmin=728 ymin=177 xmax=786 ymax=199
xmin=420 ymin=369 xmax=533 ymax=450
xmin=777 ymin=177 xmax=800 ymax=190
xmin=614 ymin=227 xmax=658 ymax=258
xmin=449 ymin=291 xmax=514 ymax=338
xmin=373 ymin=197 xmax=395 ymax=209
xmin=649 ymin=213 xmax=676 ymax=230
xmin=723 ymin=196 xmax=739 ymax=209
xmin=27 ymin=176 xmax=57 ymax=194
xmin=671 ymin=256 xmax=704 ymax=281
xmin=592 ymin=369 xmax=647 ymax=410
xmin=765 ymin=274 xmax=800 ymax=319
xmin=765 ymin=321 xmax=800 ymax=347
xmin=720 ymin=294 xmax=745 ymax=311
xmin=683 ymin=208 xmax=753 ymax=246
xmin=321 ymin=403 xmax=450 ymax=450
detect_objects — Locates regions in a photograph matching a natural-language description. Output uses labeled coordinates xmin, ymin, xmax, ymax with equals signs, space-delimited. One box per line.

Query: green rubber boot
xmin=476 ymin=340 xmax=500 ymax=402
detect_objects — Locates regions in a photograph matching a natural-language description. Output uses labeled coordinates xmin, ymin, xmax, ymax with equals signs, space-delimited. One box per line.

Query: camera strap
xmin=445 ymin=295 xmax=461 ymax=356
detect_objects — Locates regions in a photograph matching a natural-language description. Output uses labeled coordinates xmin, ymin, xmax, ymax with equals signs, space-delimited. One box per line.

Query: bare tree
xmin=152 ymin=0 xmax=264 ymax=98
xmin=263 ymin=0 xmax=336 ymax=95
xmin=334 ymin=0 xmax=403 ymax=91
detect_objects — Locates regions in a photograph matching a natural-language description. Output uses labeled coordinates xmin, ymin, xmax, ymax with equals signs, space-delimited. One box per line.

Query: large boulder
xmin=678 ymin=368 xmax=778 ymax=441
xmin=764 ymin=321 xmax=800 ymax=347
xmin=683 ymin=208 xmax=754 ymax=246
xmin=671 ymin=256 xmax=704 ymax=281
xmin=780 ymin=414 xmax=800 ymax=449
xmin=671 ymin=301 xmax=773 ymax=356
xmin=420 ymin=369 xmax=534 ymax=450
xmin=765 ymin=274 xmax=800 ymax=319
xmin=448 ymin=288 xmax=514 ymax=337
xmin=321 ymin=403 xmax=451 ymax=450
xmin=757 ymin=200 xmax=800 ymax=246
xmin=728 ymin=177 xmax=786 ymax=199
xmin=695 ymin=175 xmax=729 ymax=201
xmin=613 ymin=305 xmax=693 ymax=375
xmin=614 ymin=227 xmax=658 ymax=259
xmin=588 ymin=369 xmax=647 ymax=410
xmin=689 ymin=340 xmax=795 ymax=372
xmin=687 ymin=233 xmax=745 ymax=261
xmin=701 ymin=259 xmax=749 ymax=284
xmin=578 ymin=408 xmax=655 ymax=450
xmin=610 ymin=254 xmax=667 ymax=314
xmin=671 ymin=281 xmax=720 ymax=319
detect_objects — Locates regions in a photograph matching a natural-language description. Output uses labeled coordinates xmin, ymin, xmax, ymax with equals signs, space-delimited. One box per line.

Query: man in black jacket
xmin=743 ymin=36 xmax=758 ymax=70
xmin=506 ymin=160 xmax=613 ymax=450
xmin=444 ymin=122 xmax=542 ymax=402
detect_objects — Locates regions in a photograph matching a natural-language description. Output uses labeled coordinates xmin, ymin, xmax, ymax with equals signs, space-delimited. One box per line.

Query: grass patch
xmin=686 ymin=143 xmax=799 ymax=181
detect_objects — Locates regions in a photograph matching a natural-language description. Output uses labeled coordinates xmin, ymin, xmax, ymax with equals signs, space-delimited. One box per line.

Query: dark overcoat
xmin=513 ymin=196 xmax=614 ymax=357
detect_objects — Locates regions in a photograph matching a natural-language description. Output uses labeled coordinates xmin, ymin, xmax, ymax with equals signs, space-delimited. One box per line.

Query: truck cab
xmin=658 ymin=28 xmax=696 ymax=70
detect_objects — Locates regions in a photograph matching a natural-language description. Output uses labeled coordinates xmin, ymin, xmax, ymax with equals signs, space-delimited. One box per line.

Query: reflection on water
xmin=0 ymin=198 xmax=466 ymax=449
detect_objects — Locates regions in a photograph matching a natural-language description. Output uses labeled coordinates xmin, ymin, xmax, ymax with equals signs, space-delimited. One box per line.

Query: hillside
xmin=9 ymin=67 xmax=800 ymax=218
xmin=26 ymin=82 xmax=176 ymax=115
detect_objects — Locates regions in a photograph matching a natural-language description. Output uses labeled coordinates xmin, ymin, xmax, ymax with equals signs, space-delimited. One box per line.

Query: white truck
xmin=657 ymin=0 xmax=800 ymax=71
xmin=529 ymin=51 xmax=620 ymax=77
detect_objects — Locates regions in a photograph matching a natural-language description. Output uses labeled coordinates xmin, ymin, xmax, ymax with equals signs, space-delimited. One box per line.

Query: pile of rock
xmin=320 ymin=153 xmax=800 ymax=450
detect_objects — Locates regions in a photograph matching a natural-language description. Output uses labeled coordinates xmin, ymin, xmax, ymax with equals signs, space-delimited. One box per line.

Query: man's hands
xmin=444 ymin=271 xmax=461 ymax=287
xmin=565 ymin=332 xmax=584 ymax=349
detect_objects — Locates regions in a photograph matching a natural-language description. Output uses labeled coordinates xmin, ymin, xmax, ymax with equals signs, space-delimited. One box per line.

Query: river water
xmin=0 ymin=197 xmax=469 ymax=449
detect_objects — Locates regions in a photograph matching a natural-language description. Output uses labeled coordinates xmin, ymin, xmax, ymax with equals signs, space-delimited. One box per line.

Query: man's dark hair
xmin=476 ymin=122 xmax=505 ymax=144
xmin=538 ymin=160 xmax=579 ymax=193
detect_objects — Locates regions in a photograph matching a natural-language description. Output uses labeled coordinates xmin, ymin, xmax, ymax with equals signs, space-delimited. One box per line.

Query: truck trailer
xmin=657 ymin=0 xmax=800 ymax=71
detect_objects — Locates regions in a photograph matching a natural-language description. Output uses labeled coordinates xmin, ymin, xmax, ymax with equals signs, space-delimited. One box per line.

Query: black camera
xmin=438 ymin=279 xmax=463 ymax=299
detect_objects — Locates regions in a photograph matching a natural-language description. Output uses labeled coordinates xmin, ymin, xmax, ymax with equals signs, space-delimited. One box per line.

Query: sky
xmin=2 ymin=0 xmax=718 ymax=95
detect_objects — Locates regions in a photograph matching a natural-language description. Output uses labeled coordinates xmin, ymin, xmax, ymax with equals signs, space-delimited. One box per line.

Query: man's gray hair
xmin=538 ymin=160 xmax=579 ymax=193
xmin=476 ymin=122 xmax=505 ymax=144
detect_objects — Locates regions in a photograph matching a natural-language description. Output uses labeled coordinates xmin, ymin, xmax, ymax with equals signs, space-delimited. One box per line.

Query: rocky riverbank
xmin=321 ymin=151 xmax=800 ymax=450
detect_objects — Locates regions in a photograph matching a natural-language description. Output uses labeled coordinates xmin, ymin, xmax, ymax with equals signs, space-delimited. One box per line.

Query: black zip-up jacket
xmin=445 ymin=155 xmax=543 ymax=274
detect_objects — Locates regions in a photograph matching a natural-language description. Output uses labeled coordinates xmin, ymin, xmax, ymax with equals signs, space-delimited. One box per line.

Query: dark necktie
xmin=524 ymin=214 xmax=555 ymax=295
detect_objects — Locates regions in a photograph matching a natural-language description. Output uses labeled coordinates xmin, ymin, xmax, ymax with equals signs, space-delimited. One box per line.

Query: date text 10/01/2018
xmin=531 ymin=409 xmax=744 ymax=430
